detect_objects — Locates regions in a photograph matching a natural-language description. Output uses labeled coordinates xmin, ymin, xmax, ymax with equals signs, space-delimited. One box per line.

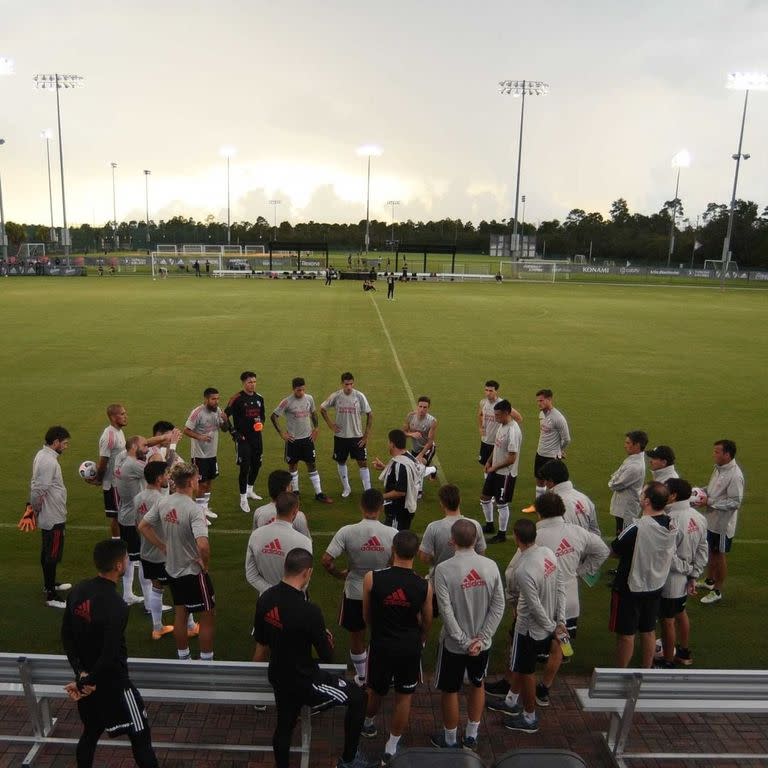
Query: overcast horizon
xmin=1 ymin=0 xmax=767 ymax=231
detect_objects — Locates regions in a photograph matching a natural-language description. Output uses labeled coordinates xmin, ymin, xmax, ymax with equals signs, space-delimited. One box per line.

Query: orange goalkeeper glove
xmin=18 ymin=503 xmax=37 ymax=532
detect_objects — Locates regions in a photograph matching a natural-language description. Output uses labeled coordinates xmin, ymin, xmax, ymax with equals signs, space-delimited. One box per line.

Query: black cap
xmin=646 ymin=445 xmax=675 ymax=465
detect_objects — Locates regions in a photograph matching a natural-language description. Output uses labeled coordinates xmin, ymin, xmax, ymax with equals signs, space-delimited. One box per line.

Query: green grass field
xmin=1 ymin=275 xmax=766 ymax=673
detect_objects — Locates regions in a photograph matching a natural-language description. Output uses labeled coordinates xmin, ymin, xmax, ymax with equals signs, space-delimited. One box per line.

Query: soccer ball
xmin=689 ymin=487 xmax=707 ymax=506
xmin=78 ymin=460 xmax=97 ymax=480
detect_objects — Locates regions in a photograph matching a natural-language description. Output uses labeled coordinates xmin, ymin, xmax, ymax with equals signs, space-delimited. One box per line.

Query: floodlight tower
xmin=269 ymin=199 xmax=281 ymax=241
xmin=41 ymin=130 xmax=57 ymax=243
xmin=144 ymin=170 xmax=151 ymax=248
xmin=33 ymin=73 xmax=84 ymax=260
xmin=220 ymin=146 xmax=236 ymax=244
xmin=499 ymin=79 xmax=549 ymax=258
xmin=667 ymin=150 xmax=691 ymax=266
xmin=0 ymin=138 xmax=6 ymax=262
xmin=110 ymin=162 xmax=118 ymax=249
xmin=387 ymin=200 xmax=400 ymax=253
xmin=357 ymin=144 xmax=383 ymax=254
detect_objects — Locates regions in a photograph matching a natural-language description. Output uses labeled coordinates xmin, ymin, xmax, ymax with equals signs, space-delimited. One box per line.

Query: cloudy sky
xmin=1 ymin=0 xmax=767 ymax=229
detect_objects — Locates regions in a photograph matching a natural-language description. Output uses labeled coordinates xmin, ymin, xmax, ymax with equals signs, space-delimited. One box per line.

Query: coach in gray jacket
xmin=608 ymin=430 xmax=648 ymax=534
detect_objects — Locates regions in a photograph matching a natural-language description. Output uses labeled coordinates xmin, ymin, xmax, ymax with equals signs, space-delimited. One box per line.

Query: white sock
xmin=385 ymin=734 xmax=401 ymax=754
xmin=309 ymin=471 xmax=323 ymax=495
xmin=523 ymin=709 xmax=536 ymax=723
xmin=505 ymin=691 xmax=520 ymax=707
xmin=122 ymin=561 xmax=136 ymax=598
xmin=337 ymin=463 xmax=350 ymax=487
xmin=351 ymin=651 xmax=367 ymax=679
xmin=498 ymin=504 xmax=510 ymax=532
xmin=246 ymin=484 xmax=254 ymax=495
xmin=465 ymin=721 xmax=480 ymax=739
xmin=535 ymin=485 xmax=546 ymax=498
xmin=290 ymin=471 xmax=299 ymax=492
xmin=150 ymin=587 xmax=164 ymax=631
xmin=444 ymin=727 xmax=457 ymax=746
xmin=187 ymin=613 xmax=197 ymax=630
xmin=359 ymin=467 xmax=371 ymax=490
xmin=200 ymin=651 xmax=214 ymax=661
xmin=177 ymin=648 xmax=191 ymax=660
xmin=139 ymin=565 xmax=153 ymax=611
xmin=481 ymin=499 xmax=494 ymax=523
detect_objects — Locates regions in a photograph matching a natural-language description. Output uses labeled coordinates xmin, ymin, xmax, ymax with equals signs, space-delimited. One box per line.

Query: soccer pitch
xmin=1 ymin=276 xmax=766 ymax=672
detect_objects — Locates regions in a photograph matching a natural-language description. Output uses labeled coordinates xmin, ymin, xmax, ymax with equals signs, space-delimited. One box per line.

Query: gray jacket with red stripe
xmin=30 ymin=445 xmax=67 ymax=530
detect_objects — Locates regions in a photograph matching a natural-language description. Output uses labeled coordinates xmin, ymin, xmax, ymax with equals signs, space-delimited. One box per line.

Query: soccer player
xmin=609 ymin=482 xmax=675 ymax=668
xmin=61 ymin=539 xmax=159 ymax=768
xmin=402 ymin=396 xmax=438 ymax=494
xmin=695 ymin=439 xmax=745 ymax=605
xmin=322 ymin=488 xmax=396 ymax=684
xmin=246 ymin=492 xmax=313 ymax=596
xmin=270 ymin=377 xmax=333 ymax=503
xmin=320 ymin=372 xmax=373 ymax=498
xmin=608 ymin=430 xmax=648 ymax=534
xmin=253 ymin=469 xmax=310 ymax=537
xmin=253 ymin=548 xmax=376 ymax=768
xmin=476 ymin=381 xmax=522 ymax=475
xmin=361 ymin=530 xmax=432 ymax=765
xmin=538 ymin=459 xmax=601 ymax=535
xmin=431 ymin=519 xmax=505 ymax=751
xmin=372 ymin=429 xmax=423 ymax=530
xmin=225 ymin=371 xmax=266 ymax=514
xmin=386 ymin=273 xmax=395 ymax=300
xmin=480 ymin=400 xmax=522 ymax=543
xmin=138 ymin=462 xmax=215 ymax=661
xmin=522 ymin=389 xmax=571 ymax=514
xmin=94 ymin=404 xmax=128 ymax=538
xmin=183 ymin=387 xmax=229 ymax=512
xmin=646 ymin=445 xmax=679 ymax=482
xmin=29 ymin=426 xmax=72 ymax=608
xmin=658 ymin=478 xmax=708 ymax=665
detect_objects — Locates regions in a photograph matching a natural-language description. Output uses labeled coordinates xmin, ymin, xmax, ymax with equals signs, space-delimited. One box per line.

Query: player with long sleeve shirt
xmin=225 ymin=371 xmax=266 ymax=514
xmin=253 ymin=469 xmax=310 ymax=537
xmin=539 ymin=459 xmax=601 ymax=535
xmin=608 ymin=430 xmax=648 ymax=534
xmin=61 ymin=538 xmax=159 ymax=768
xmin=646 ymin=445 xmax=679 ymax=482
xmin=320 ymin=372 xmax=373 ymax=498
xmin=695 ymin=439 xmax=745 ymax=605
xmin=476 ymin=380 xmax=522 ymax=471
xmin=431 ymin=519 xmax=505 ymax=751
xmin=658 ymin=478 xmax=708 ymax=666
xmin=373 ymin=429 xmax=423 ymax=530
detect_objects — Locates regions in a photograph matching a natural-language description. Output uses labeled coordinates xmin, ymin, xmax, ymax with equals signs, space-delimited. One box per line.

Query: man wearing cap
xmin=647 ymin=445 xmax=679 ymax=482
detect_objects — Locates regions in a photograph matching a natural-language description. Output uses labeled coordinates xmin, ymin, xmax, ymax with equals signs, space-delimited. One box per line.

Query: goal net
xmin=16 ymin=243 xmax=46 ymax=261
xmin=245 ymin=245 xmax=266 ymax=255
xmin=499 ymin=259 xmax=572 ymax=282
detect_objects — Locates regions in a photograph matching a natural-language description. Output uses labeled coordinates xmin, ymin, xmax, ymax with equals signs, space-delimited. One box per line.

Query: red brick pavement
xmin=2 ymin=675 xmax=767 ymax=767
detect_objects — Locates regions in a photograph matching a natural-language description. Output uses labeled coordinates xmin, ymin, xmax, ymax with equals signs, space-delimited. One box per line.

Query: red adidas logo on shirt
xmin=74 ymin=600 xmax=91 ymax=623
xmin=574 ymin=500 xmax=586 ymax=517
xmin=383 ymin=588 xmax=411 ymax=607
xmin=555 ymin=538 xmax=575 ymax=557
xmin=164 ymin=508 xmax=179 ymax=524
xmin=361 ymin=536 xmax=385 ymax=552
xmin=543 ymin=557 xmax=556 ymax=577
xmin=687 ymin=517 xmax=700 ymax=534
xmin=261 ymin=538 xmax=285 ymax=556
xmin=265 ymin=606 xmax=283 ymax=629
xmin=461 ymin=569 xmax=486 ymax=589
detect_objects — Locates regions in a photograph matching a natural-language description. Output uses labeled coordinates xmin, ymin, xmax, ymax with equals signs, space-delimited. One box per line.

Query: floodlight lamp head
xmin=144 ymin=169 xmax=151 ymax=175
xmin=387 ymin=200 xmax=401 ymax=206
xmin=671 ymin=149 xmax=691 ymax=168
xmin=269 ymin=199 xmax=281 ymax=205
xmin=219 ymin=145 xmax=236 ymax=158
xmin=111 ymin=162 xmax=117 ymax=169
xmin=0 ymin=57 xmax=14 ymax=76
xmin=743 ymin=153 xmax=751 ymax=160
xmin=357 ymin=144 xmax=383 ymax=157
xmin=33 ymin=73 xmax=84 ymax=89
xmin=41 ymin=129 xmax=52 ymax=140
xmin=727 ymin=72 xmax=768 ymax=91
xmin=0 ymin=138 xmax=5 ymax=146
xmin=499 ymin=79 xmax=549 ymax=96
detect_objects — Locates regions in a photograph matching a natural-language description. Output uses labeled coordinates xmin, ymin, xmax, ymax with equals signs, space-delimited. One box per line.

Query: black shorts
xmin=509 ymin=631 xmax=555 ymax=675
xmin=104 ymin=488 xmax=118 ymax=519
xmin=140 ymin=558 xmax=169 ymax=584
xmin=367 ymin=647 xmax=422 ymax=695
xmin=333 ymin=436 xmax=367 ymax=463
xmin=304 ymin=670 xmax=363 ymax=715
xmin=534 ymin=453 xmax=557 ymax=480
xmin=77 ymin=683 xmax=149 ymax=738
xmin=707 ymin=530 xmax=733 ymax=554
xmin=285 ymin=437 xmax=316 ymax=466
xmin=192 ymin=456 xmax=219 ymax=482
xmin=41 ymin=524 xmax=65 ymax=565
xmin=566 ymin=617 xmax=579 ymax=640
xmin=118 ymin=524 xmax=141 ymax=561
xmin=338 ymin=596 xmax=366 ymax=632
xmin=236 ymin=439 xmax=263 ymax=466
xmin=610 ymin=589 xmax=661 ymax=635
xmin=660 ymin=596 xmax=687 ymax=619
xmin=168 ymin=572 xmax=215 ymax=612
xmin=481 ymin=472 xmax=516 ymax=505
xmin=435 ymin=641 xmax=489 ymax=693
xmin=415 ymin=444 xmax=436 ymax=466
xmin=478 ymin=442 xmax=494 ymax=466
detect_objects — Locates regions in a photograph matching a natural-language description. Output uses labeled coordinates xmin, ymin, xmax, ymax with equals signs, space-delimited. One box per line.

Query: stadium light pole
xmin=220 ymin=146 xmax=236 ymax=245
xmin=499 ymin=79 xmax=549 ymax=259
xmin=357 ymin=144 xmax=383 ymax=254
xmin=144 ymin=170 xmax=151 ymax=250
xmin=269 ymin=199 xmax=281 ymax=241
xmin=667 ymin=149 xmax=691 ymax=266
xmin=33 ymin=73 xmax=84 ymax=262
xmin=0 ymin=139 xmax=6 ymax=262
xmin=41 ymin=130 xmax=57 ymax=243
xmin=387 ymin=200 xmax=400 ymax=254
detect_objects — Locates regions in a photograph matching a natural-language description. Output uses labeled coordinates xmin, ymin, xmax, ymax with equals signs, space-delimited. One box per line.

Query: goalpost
xmin=499 ymin=259 xmax=572 ymax=282
xmin=16 ymin=243 xmax=46 ymax=261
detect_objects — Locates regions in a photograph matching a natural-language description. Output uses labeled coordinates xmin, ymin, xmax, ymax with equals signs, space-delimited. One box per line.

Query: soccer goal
xmin=16 ymin=243 xmax=46 ymax=261
xmin=155 ymin=244 xmax=178 ymax=255
xmin=500 ymin=259 xmax=572 ymax=282
xmin=704 ymin=259 xmax=739 ymax=274
xmin=245 ymin=245 xmax=266 ymax=256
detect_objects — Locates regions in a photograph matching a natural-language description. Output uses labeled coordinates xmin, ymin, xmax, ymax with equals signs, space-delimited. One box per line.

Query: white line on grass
xmin=368 ymin=294 xmax=446 ymax=483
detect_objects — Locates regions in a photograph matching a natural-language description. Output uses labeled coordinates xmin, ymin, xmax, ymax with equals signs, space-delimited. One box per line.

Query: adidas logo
xmin=543 ymin=557 xmax=556 ymax=577
xmin=687 ymin=517 xmax=700 ymax=534
xmin=164 ymin=508 xmax=179 ymax=524
xmin=555 ymin=538 xmax=575 ymax=557
xmin=574 ymin=500 xmax=586 ymax=516
xmin=383 ymin=588 xmax=411 ymax=607
xmin=265 ymin=606 xmax=282 ymax=629
xmin=461 ymin=569 xmax=486 ymax=590
xmin=74 ymin=599 xmax=91 ymax=623
xmin=361 ymin=536 xmax=385 ymax=552
xmin=261 ymin=538 xmax=285 ymax=556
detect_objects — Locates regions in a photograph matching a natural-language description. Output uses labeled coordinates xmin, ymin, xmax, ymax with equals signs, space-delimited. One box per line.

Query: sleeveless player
xmin=270 ymin=377 xmax=333 ymax=503
xmin=94 ymin=404 xmax=128 ymax=538
xmin=403 ymin=396 xmax=439 ymax=495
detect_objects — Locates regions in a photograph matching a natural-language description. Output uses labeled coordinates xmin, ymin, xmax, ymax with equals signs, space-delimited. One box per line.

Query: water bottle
xmin=558 ymin=631 xmax=574 ymax=658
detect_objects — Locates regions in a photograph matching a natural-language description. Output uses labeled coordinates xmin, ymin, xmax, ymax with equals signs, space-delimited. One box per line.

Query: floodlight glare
xmin=727 ymin=72 xmax=768 ymax=91
xmin=220 ymin=145 xmax=237 ymax=158
xmin=40 ymin=129 xmax=52 ymax=140
xmin=357 ymin=144 xmax=383 ymax=157
xmin=0 ymin=57 xmax=14 ymax=76
xmin=671 ymin=149 xmax=691 ymax=168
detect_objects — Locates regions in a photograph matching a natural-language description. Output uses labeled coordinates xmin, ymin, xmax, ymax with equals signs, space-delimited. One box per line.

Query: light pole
xmin=41 ymin=130 xmax=57 ymax=243
xmin=33 ymin=73 xmax=84 ymax=261
xmin=0 ymin=138 xmax=6 ymax=262
xmin=220 ymin=146 xmax=236 ymax=244
xmin=667 ymin=149 xmax=691 ymax=266
xmin=499 ymin=79 xmax=549 ymax=259
xmin=387 ymin=200 xmax=400 ymax=253
xmin=110 ymin=162 xmax=118 ymax=250
xmin=144 ymin=170 xmax=151 ymax=250
xmin=357 ymin=144 xmax=382 ymax=254
xmin=721 ymin=72 xmax=767 ymax=281
xmin=268 ymin=199 xmax=281 ymax=241
xmin=520 ymin=194 xmax=527 ymax=257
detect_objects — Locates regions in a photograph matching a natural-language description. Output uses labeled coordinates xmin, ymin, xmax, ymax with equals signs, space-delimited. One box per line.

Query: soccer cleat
xmin=482 ymin=522 xmax=495 ymax=534
xmin=486 ymin=698 xmax=522 ymax=716
xmin=700 ymin=589 xmax=722 ymax=604
xmin=484 ymin=678 xmax=511 ymax=696
xmin=204 ymin=509 xmax=218 ymax=519
xmin=336 ymin=751 xmax=379 ymax=768
xmin=674 ymin=647 xmax=693 ymax=666
xmin=247 ymin=490 xmax=262 ymax=501
xmin=124 ymin=593 xmax=144 ymax=606
xmin=504 ymin=713 xmax=540 ymax=734
xmin=652 ymin=659 xmax=675 ymax=669
xmin=429 ymin=733 xmax=461 ymax=749
xmin=315 ymin=493 xmax=334 ymax=504
xmin=240 ymin=497 xmax=251 ymax=514
xmin=45 ymin=593 xmax=66 ymax=609
xmin=342 ymin=485 xmax=352 ymax=498
xmin=187 ymin=622 xmax=200 ymax=638
xmin=522 ymin=504 xmax=537 ymax=514
xmin=424 ymin=466 xmax=438 ymax=478
xmin=151 ymin=625 xmax=174 ymax=640
xmin=535 ymin=683 xmax=550 ymax=707
xmin=487 ymin=532 xmax=507 ymax=544
xmin=654 ymin=638 xmax=664 ymax=659
xmin=54 ymin=582 xmax=72 ymax=591
xmin=462 ymin=735 xmax=478 ymax=751
xmin=360 ymin=721 xmax=377 ymax=738
xmin=698 ymin=578 xmax=716 ymax=590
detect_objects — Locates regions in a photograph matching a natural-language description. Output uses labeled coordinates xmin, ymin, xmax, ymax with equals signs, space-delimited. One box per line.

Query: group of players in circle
xmin=23 ymin=373 xmax=745 ymax=768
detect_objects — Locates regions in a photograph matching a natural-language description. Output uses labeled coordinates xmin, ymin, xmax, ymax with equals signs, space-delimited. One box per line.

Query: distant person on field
xmin=646 ymin=445 xmax=679 ymax=482
xmin=386 ymin=273 xmax=395 ymax=300
xmin=608 ymin=430 xmax=648 ymax=534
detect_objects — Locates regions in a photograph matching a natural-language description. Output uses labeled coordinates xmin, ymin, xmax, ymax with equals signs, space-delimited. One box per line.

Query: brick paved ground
xmin=2 ymin=675 xmax=767 ymax=767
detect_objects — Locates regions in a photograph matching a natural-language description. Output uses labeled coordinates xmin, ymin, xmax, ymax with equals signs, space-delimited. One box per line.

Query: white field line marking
xmin=368 ymin=293 xmax=446 ymax=484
